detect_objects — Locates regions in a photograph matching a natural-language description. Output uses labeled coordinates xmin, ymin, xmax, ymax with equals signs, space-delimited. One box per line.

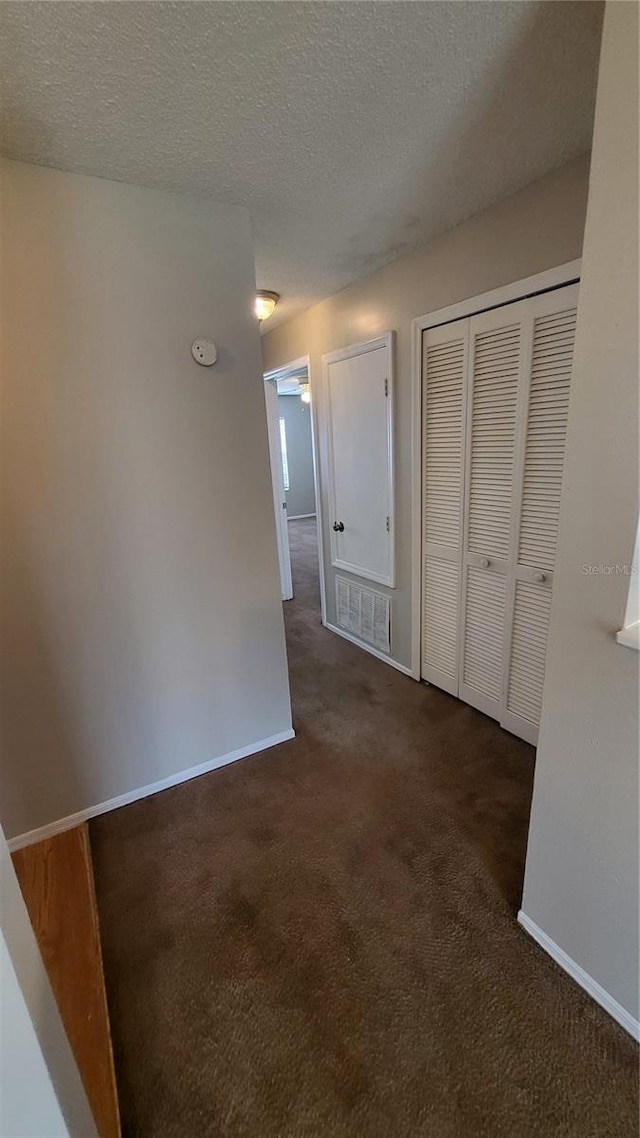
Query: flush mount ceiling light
xmin=255 ymin=290 xmax=280 ymax=322
xmin=300 ymin=383 xmax=311 ymax=404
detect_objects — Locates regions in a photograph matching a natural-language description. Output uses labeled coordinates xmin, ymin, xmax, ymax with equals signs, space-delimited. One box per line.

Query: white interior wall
xmin=520 ymin=0 xmax=639 ymax=1033
xmin=0 ymin=159 xmax=292 ymax=843
xmin=262 ymin=156 xmax=591 ymax=672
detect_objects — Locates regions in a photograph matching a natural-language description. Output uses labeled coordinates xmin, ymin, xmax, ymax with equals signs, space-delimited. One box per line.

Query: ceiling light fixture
xmin=300 ymin=383 xmax=311 ymax=404
xmin=255 ymin=290 xmax=280 ymax=322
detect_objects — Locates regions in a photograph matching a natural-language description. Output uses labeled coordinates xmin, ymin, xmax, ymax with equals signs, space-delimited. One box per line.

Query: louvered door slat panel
xmin=462 ymin=567 xmax=507 ymax=700
xmin=423 ymin=558 xmax=459 ymax=679
xmin=421 ymin=322 xmax=468 ymax=691
xmin=423 ymin=339 xmax=465 ymax=548
xmin=506 ymin=582 xmax=552 ymax=724
xmin=468 ymin=323 xmax=520 ymax=560
xmin=518 ymin=306 xmax=577 ymax=571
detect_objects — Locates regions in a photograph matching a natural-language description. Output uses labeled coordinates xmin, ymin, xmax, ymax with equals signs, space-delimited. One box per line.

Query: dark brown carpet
xmin=91 ymin=518 xmax=638 ymax=1137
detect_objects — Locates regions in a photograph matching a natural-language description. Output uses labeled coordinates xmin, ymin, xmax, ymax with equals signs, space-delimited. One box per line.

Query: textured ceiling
xmin=0 ymin=1 xmax=603 ymax=330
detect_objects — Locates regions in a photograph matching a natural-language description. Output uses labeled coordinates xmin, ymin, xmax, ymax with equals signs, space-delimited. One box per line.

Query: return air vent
xmin=336 ymin=576 xmax=391 ymax=654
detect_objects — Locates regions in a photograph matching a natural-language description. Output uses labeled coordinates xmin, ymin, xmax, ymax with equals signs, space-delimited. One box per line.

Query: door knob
xmin=333 ymin=521 xmax=345 ymax=533
xmin=480 ymin=557 xmax=490 ymax=569
xmin=534 ymin=571 xmax=546 ymax=583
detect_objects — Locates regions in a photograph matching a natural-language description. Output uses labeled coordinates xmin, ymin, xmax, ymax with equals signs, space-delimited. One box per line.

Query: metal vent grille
xmin=336 ymin=576 xmax=391 ymax=654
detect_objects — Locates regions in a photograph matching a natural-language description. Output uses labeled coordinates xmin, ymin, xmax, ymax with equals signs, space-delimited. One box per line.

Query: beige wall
xmin=521 ymin=1 xmax=639 ymax=1025
xmin=0 ymin=160 xmax=292 ymax=842
xmin=263 ymin=156 xmax=590 ymax=671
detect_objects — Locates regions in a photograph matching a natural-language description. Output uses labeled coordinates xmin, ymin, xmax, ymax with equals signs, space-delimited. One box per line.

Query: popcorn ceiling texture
xmin=0 ymin=1 xmax=602 ymax=329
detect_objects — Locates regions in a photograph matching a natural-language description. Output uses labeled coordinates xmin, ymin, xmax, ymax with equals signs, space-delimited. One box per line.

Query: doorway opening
xmin=263 ymin=356 xmax=325 ymax=621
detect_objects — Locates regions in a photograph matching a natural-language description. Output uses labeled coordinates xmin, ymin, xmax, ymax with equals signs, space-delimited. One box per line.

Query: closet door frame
xmin=410 ymin=259 xmax=581 ymax=681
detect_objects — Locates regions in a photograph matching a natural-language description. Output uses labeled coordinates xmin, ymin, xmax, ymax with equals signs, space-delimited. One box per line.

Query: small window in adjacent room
xmin=279 ymin=417 xmax=290 ymax=491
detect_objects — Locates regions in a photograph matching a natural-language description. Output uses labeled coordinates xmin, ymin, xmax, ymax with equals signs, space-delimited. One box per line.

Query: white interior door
xmin=324 ymin=334 xmax=395 ymax=587
xmin=500 ymin=284 xmax=578 ymax=744
xmin=421 ymin=281 xmax=579 ymax=745
xmin=264 ymin=379 xmax=293 ymax=601
xmin=458 ymin=301 xmax=528 ymax=720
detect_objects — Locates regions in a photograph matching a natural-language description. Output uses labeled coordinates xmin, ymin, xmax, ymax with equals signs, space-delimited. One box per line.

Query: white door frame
xmin=263 ymin=355 xmax=326 ymax=622
xmin=264 ymin=378 xmax=293 ymax=600
xmin=410 ymin=259 xmax=582 ymax=681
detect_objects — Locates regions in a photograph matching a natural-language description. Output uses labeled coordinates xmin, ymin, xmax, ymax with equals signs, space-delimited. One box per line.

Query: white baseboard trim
xmin=6 ymin=728 xmax=296 ymax=853
xmin=287 ymin=513 xmax=316 ymax=521
xmin=324 ymin=621 xmax=415 ymax=678
xmin=518 ymin=911 xmax=640 ymax=1041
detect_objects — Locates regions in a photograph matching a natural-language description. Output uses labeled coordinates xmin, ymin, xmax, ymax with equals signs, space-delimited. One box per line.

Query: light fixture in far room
xmin=300 ymin=382 xmax=311 ymax=404
xmin=255 ymin=290 xmax=280 ymax=323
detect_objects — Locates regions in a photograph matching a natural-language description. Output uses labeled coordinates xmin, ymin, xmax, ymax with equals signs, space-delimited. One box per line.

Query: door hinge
xmin=386 ymin=516 xmax=390 ymax=532
xmin=384 ymin=377 xmax=388 ymax=397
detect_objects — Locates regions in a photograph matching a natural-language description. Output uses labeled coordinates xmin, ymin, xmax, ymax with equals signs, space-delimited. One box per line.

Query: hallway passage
xmin=90 ymin=517 xmax=638 ymax=1137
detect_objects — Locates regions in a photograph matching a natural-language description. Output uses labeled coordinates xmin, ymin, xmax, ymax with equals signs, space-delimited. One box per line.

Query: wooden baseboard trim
xmin=7 ymin=729 xmax=296 ymax=851
xmin=518 ymin=910 xmax=639 ymax=1041
xmin=323 ymin=621 xmax=416 ymax=678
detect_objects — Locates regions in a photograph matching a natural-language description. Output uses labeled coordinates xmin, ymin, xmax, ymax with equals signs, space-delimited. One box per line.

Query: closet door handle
xmin=479 ymin=557 xmax=490 ymax=569
xmin=534 ymin=571 xmax=546 ymax=584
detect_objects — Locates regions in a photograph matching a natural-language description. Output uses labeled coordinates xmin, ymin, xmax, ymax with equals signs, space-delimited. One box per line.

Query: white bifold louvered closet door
xmin=421 ymin=282 xmax=578 ymax=744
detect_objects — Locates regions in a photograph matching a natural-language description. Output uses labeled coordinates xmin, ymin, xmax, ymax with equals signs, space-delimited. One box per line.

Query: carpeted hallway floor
xmin=91 ymin=518 xmax=638 ymax=1137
